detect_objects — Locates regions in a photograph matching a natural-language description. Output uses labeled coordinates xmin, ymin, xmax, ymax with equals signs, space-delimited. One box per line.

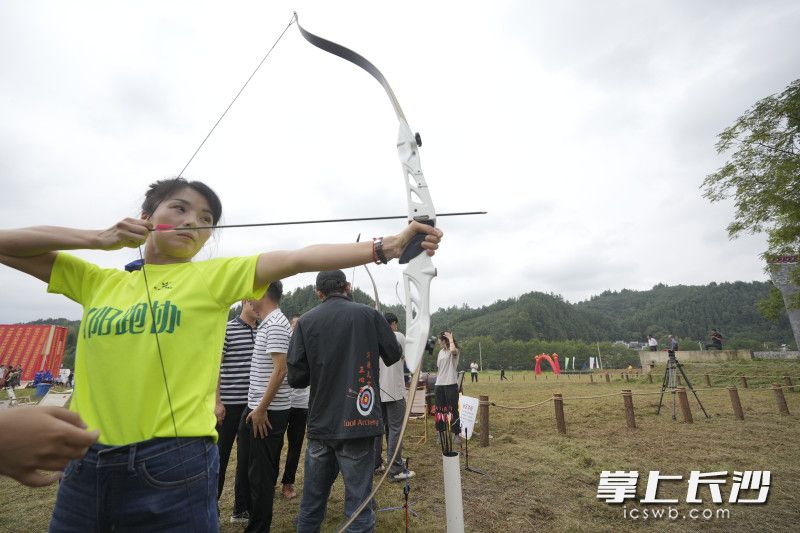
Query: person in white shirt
xmin=242 ymin=281 xmax=293 ymax=532
xmin=281 ymin=314 xmax=309 ymax=500
xmin=434 ymin=331 xmax=461 ymax=439
xmin=470 ymin=361 xmax=479 ymax=382
xmin=374 ymin=312 xmax=415 ymax=481
xmin=647 ymin=334 xmax=658 ymax=352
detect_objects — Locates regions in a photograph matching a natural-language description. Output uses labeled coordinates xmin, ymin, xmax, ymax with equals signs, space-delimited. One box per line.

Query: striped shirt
xmin=248 ymin=308 xmax=292 ymax=411
xmin=219 ymin=317 xmax=257 ymax=404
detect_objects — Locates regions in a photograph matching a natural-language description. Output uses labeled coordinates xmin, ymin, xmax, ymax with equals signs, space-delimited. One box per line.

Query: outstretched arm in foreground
xmin=0 ymin=406 xmax=100 ymax=487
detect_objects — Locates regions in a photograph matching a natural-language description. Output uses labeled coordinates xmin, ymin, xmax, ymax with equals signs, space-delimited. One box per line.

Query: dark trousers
xmin=50 ymin=438 xmax=218 ymax=532
xmin=281 ymin=407 xmax=308 ymax=485
xmin=216 ymin=402 xmax=248 ymax=513
xmin=296 ymin=437 xmax=376 ymax=533
xmin=434 ymin=384 xmax=461 ymax=434
xmin=471 ymin=372 xmax=478 ymax=382
xmin=242 ymin=407 xmax=289 ymax=533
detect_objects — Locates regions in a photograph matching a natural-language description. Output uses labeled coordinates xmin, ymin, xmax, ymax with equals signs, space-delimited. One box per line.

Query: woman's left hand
xmin=386 ymin=220 xmax=443 ymax=260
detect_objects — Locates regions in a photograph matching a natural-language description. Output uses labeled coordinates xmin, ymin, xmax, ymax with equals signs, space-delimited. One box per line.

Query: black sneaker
xmin=230 ymin=511 xmax=250 ymax=524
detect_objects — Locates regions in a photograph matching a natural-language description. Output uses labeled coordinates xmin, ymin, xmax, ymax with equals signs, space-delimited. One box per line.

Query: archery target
xmin=356 ymin=385 xmax=375 ymax=416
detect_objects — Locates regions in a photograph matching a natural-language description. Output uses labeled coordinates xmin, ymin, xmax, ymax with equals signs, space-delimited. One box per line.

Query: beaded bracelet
xmin=372 ymin=237 xmax=389 ymax=265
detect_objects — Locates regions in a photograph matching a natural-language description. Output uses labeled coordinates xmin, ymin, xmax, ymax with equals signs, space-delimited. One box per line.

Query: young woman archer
xmin=0 ymin=177 xmax=442 ymax=531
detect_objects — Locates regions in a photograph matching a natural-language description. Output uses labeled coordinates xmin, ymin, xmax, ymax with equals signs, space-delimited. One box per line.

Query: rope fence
xmin=483 ymin=370 xmax=800 ymax=389
xmin=476 ymin=382 xmax=797 ymax=443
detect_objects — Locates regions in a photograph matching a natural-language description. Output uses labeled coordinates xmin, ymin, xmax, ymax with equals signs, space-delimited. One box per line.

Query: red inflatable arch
xmin=534 ymin=353 xmax=561 ymax=375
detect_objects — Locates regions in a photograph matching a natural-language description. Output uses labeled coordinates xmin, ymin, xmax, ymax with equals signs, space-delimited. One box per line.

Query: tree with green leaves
xmin=702 ymin=78 xmax=799 ymax=253
xmin=702 ymin=79 xmax=800 ymax=347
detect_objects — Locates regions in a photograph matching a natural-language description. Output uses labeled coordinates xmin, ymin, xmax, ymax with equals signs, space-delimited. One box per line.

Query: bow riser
xmin=402 ymin=257 xmax=436 ymax=373
xmin=398 ymin=122 xmax=435 ymax=222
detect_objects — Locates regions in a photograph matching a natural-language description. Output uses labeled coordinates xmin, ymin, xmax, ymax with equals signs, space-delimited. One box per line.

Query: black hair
xmin=141 ymin=177 xmax=222 ymax=225
xmin=317 ymin=279 xmax=348 ymax=297
xmin=267 ymin=280 xmax=283 ymax=303
xmin=384 ymin=312 xmax=399 ymax=325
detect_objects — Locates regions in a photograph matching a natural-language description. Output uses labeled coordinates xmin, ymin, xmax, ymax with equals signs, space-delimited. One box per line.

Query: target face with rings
xmin=356 ymin=385 xmax=375 ymax=416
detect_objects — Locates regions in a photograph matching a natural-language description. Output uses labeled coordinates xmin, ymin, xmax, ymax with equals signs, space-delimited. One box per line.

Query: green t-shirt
xmin=48 ymin=252 xmax=266 ymax=445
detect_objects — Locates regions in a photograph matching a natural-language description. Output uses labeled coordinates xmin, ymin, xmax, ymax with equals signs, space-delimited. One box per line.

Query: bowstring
xmin=137 ymin=245 xmax=196 ymax=533
xmin=139 ymin=13 xmax=297 ymax=528
xmin=177 ymin=13 xmax=297 ymax=178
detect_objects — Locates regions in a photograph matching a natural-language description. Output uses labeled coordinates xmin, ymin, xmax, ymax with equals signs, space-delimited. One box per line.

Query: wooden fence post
xmin=590 ymin=373 xmax=594 ymax=384
xmin=783 ymin=376 xmax=794 ymax=393
xmin=677 ymin=387 xmax=693 ymax=423
xmin=622 ymin=389 xmax=636 ymax=429
xmin=740 ymin=376 xmax=748 ymax=389
xmin=648 ymin=373 xmax=653 ymax=384
xmin=728 ymin=386 xmax=744 ymax=420
xmin=479 ymin=395 xmax=490 ymax=446
xmin=553 ymin=393 xmax=566 ymax=434
xmin=704 ymin=374 xmax=711 ymax=387
xmin=605 ymin=373 xmax=610 ymax=383
xmin=773 ymin=385 xmax=790 ymax=415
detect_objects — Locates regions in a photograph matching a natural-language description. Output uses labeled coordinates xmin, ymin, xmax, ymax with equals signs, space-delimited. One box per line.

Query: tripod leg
xmin=675 ymin=361 xmax=710 ymax=419
xmin=656 ymin=363 xmax=670 ymax=415
xmin=671 ymin=369 xmax=677 ymax=421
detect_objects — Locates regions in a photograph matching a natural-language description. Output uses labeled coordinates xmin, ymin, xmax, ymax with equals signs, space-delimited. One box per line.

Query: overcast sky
xmin=1 ymin=0 xmax=798 ymax=324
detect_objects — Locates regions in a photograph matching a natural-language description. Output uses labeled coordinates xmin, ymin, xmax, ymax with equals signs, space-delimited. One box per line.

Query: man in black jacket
xmin=288 ymin=270 xmax=401 ymax=533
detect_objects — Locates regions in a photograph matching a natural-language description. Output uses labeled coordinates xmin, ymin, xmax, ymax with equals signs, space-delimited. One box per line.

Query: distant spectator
xmin=647 ymin=334 xmax=658 ymax=351
xmin=470 ymin=361 xmax=479 ymax=382
xmin=4 ymin=367 xmax=22 ymax=402
xmin=500 ymin=366 xmax=509 ymax=381
xmin=435 ymin=331 xmax=462 ymax=441
xmin=705 ymin=329 xmax=723 ymax=350
xmin=668 ymin=335 xmax=679 ymax=355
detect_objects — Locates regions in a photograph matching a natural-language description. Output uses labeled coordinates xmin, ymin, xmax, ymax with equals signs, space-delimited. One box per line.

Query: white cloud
xmin=1 ymin=0 xmax=796 ymax=323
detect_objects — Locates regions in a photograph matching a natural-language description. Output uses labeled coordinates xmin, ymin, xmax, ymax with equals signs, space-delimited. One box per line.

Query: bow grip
xmin=399 ymin=219 xmax=435 ymax=264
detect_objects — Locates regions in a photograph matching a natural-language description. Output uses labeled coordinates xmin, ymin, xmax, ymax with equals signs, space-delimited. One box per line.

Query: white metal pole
xmin=442 ymin=453 xmax=465 ymax=532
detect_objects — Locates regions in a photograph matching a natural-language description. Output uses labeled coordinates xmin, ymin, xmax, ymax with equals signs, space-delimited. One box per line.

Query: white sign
xmin=459 ymin=394 xmax=480 ymax=439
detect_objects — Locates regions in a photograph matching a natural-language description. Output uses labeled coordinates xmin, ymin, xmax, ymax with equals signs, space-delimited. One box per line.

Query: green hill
xmin=23 ymin=280 xmax=796 ymax=371
xmin=574 ymin=281 xmax=794 ymax=348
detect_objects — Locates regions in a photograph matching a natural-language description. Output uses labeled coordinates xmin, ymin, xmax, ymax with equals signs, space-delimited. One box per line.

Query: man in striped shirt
xmin=243 ymin=280 xmax=293 ymax=533
xmin=216 ymin=296 xmax=266 ymax=523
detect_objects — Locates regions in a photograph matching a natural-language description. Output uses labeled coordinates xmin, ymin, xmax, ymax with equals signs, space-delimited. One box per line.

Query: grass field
xmin=2 ymin=358 xmax=800 ymax=532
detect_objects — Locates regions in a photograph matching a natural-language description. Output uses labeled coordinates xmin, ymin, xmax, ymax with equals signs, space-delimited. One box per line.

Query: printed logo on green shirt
xmin=84 ymin=300 xmax=182 ymax=338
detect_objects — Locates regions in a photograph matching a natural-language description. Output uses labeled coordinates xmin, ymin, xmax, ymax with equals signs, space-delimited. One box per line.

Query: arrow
xmin=151 ymin=210 xmax=485 ymax=232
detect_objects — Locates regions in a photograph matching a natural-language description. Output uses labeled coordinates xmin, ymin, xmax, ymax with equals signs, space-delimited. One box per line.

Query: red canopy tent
xmin=0 ymin=324 xmax=68 ymax=381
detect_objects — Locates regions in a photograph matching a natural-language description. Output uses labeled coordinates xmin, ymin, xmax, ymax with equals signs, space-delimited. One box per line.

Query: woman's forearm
xmin=0 ymin=227 xmax=101 ymax=257
xmin=257 ymin=240 xmax=380 ymax=284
